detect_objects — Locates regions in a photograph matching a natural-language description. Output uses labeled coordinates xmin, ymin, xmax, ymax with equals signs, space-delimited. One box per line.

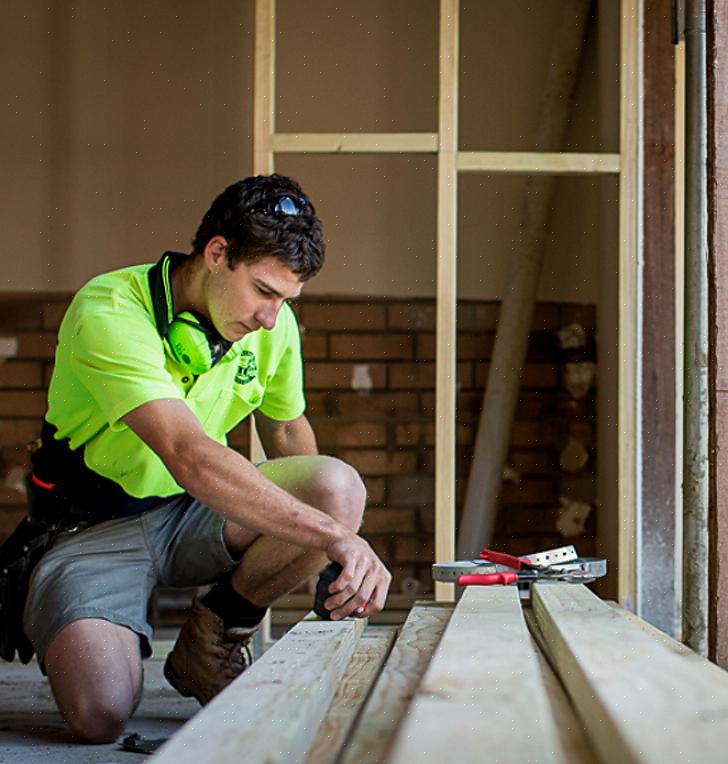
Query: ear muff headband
xmin=167 ymin=311 xmax=232 ymax=375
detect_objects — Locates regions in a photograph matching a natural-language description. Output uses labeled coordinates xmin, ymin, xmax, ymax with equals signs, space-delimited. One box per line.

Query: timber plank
xmin=150 ymin=615 xmax=366 ymax=764
xmin=533 ymin=584 xmax=728 ymax=764
xmin=339 ymin=602 xmax=452 ymax=764
xmin=304 ymin=627 xmax=396 ymax=764
xmin=523 ymin=609 xmax=599 ymax=764
xmin=386 ymin=587 xmax=564 ymax=764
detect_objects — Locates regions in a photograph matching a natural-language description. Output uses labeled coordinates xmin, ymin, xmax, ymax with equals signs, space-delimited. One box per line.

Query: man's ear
xmin=203 ymin=236 xmax=228 ymax=269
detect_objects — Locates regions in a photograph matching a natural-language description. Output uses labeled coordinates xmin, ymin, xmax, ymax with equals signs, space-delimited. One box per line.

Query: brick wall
xmin=0 ymin=294 xmax=597 ymax=596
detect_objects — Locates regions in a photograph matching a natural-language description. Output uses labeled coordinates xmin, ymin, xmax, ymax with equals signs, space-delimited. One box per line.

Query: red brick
xmin=0 ymin=391 xmax=47 ymax=417
xmin=387 ymin=303 xmax=436 ymax=331
xmin=226 ymin=419 xmax=251 ymax=448
xmin=473 ymin=362 xmax=558 ymax=389
xmin=390 ymin=362 xmax=472 ymax=390
xmin=511 ymin=421 xmax=557 ymax=447
xmin=363 ymin=477 xmax=386 ymax=504
xmin=0 ymin=299 xmax=45 ymax=331
xmin=489 ymin=535 xmax=565 ymax=557
xmin=42 ymin=299 xmax=72 ymax=330
xmin=567 ymin=421 xmax=594 ymax=445
xmin=312 ymin=421 xmax=386 ymax=448
xmin=501 ymin=479 xmax=558 ymax=505
xmin=390 ymin=362 xmax=434 ymax=389
xmin=301 ymin=332 xmax=328 ymax=359
xmin=416 ymin=506 xmax=434 ymax=534
xmin=532 ymin=304 xmax=561 ymax=330
xmin=362 ymin=508 xmax=417 ymax=534
xmin=43 ymin=363 xmax=55 ymax=387
xmin=388 ymin=475 xmax=434 ymax=506
xmin=394 ymin=421 xmax=472 ymax=447
xmin=305 ymin=362 xmax=387 ymax=390
xmin=416 ymin=333 xmax=494 ymax=361
xmin=420 ymin=446 xmax=475 ymax=477
xmin=339 ymin=449 xmax=417 ymax=476
xmin=495 ymin=507 xmax=562 ymax=536
xmin=0 ymin=420 xmax=42 ymax=446
xmin=0 ymin=333 xmax=57 ymax=360
xmin=301 ymin=303 xmax=386 ymax=331
xmin=330 ymin=334 xmax=414 ymax=361
xmin=558 ymin=475 xmax=597 ymax=503
xmin=468 ymin=303 xmax=501 ymax=331
xmin=388 ymin=565 xmax=419 ymax=593
xmin=394 ymin=536 xmax=434 ymax=563
xmin=508 ymin=450 xmax=556 ymax=475
xmin=560 ymin=304 xmax=597 ymax=332
xmin=0 ymin=361 xmax=44 ymax=389
xmin=305 ymin=391 xmax=419 ymax=418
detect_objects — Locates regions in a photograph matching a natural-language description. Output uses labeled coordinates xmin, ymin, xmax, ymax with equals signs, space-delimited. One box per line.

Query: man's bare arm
xmin=123 ymin=399 xmax=390 ymax=616
xmin=254 ymin=412 xmax=318 ymax=458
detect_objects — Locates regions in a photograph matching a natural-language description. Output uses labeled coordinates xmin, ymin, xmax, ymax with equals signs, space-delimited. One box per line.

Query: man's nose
xmin=255 ymin=301 xmax=281 ymax=330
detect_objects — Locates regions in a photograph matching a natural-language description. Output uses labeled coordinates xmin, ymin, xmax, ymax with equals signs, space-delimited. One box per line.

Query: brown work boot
xmin=163 ymin=598 xmax=259 ymax=705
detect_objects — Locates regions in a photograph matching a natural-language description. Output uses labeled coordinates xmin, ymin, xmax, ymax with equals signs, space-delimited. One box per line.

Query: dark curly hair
xmin=192 ymin=174 xmax=325 ymax=280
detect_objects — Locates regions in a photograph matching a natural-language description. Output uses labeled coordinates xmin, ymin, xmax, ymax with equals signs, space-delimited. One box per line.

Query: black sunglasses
xmin=249 ymin=194 xmax=307 ymax=217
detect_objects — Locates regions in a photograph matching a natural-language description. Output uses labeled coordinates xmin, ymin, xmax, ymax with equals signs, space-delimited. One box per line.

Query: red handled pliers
xmin=457 ymin=548 xmax=543 ymax=587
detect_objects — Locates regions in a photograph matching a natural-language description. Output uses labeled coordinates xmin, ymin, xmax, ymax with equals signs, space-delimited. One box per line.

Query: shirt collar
xmin=148 ymin=251 xmax=188 ymax=337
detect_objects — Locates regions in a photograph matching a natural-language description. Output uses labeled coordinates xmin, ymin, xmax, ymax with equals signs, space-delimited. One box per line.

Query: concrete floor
xmin=0 ymin=641 xmax=199 ymax=763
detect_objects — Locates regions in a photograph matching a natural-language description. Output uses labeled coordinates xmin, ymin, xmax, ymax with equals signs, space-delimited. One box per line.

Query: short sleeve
xmin=258 ymin=307 xmax=306 ymax=421
xmin=69 ymin=307 xmax=184 ymax=429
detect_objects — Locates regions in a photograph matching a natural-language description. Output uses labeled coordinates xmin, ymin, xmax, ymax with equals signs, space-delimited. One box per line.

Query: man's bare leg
xmin=223 ymin=454 xmax=366 ymax=608
xmin=163 ymin=454 xmax=370 ymax=705
xmin=44 ymin=619 xmax=143 ymax=743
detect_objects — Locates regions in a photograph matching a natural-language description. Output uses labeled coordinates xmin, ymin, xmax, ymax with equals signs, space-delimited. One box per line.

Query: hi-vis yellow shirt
xmin=46 ymin=256 xmax=305 ymax=500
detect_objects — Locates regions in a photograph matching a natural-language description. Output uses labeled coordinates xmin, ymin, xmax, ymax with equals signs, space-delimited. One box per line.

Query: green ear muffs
xmin=167 ymin=311 xmax=231 ymax=374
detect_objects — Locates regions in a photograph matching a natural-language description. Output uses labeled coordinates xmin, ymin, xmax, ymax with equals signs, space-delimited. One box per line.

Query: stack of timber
xmin=150 ymin=585 xmax=728 ymax=764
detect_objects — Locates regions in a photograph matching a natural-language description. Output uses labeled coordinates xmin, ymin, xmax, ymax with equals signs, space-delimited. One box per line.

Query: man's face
xmin=206 ymin=253 xmax=304 ymax=342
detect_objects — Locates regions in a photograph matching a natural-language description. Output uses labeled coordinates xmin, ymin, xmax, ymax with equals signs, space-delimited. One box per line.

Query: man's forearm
xmin=170 ymin=435 xmax=345 ymax=551
xmin=255 ymin=413 xmax=318 ymax=459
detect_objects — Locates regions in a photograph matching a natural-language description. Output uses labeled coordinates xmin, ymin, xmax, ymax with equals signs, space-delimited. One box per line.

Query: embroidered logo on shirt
xmin=235 ymin=350 xmax=258 ymax=385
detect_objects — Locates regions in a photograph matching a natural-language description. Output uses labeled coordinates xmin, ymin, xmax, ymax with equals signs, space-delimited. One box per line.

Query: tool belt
xmin=0 ymin=473 xmax=88 ymax=663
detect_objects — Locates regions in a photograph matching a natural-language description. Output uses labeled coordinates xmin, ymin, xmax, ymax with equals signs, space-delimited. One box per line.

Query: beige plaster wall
xmin=0 ymin=0 xmax=618 ymax=302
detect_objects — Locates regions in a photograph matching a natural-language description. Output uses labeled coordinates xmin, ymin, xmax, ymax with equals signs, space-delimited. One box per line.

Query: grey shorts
xmin=23 ymin=495 xmax=239 ymax=665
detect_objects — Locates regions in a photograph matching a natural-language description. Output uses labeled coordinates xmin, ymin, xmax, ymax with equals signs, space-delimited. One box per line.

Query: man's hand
xmin=324 ymin=534 xmax=392 ymax=620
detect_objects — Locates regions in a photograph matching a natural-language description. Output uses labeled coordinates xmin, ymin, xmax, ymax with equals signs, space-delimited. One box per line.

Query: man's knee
xmin=44 ymin=619 xmax=143 ymax=743
xmin=311 ymin=457 xmax=367 ymax=531
xmin=63 ymin=694 xmax=135 ymax=743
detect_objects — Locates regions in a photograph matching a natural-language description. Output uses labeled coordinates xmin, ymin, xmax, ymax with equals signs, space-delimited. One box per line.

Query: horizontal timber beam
xmin=457 ymin=151 xmax=620 ymax=174
xmin=271 ymin=133 xmax=438 ymax=153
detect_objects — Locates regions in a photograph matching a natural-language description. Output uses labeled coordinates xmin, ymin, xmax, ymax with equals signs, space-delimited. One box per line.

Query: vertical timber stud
xmin=435 ymin=0 xmax=458 ymax=603
xmin=252 ymin=0 xmax=275 ymax=644
xmin=617 ymin=0 xmax=643 ymax=610
xmin=251 ymin=0 xmax=275 ymax=466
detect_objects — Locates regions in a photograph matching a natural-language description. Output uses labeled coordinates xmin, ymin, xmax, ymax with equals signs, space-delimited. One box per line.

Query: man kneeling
xmin=20 ymin=174 xmax=391 ymax=742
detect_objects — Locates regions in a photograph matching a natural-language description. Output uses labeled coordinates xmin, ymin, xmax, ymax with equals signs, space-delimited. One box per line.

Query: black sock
xmin=200 ymin=575 xmax=267 ymax=629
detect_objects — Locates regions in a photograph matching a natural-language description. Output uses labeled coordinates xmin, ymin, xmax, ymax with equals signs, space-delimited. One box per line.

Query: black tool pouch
xmin=0 ymin=475 xmax=77 ymax=663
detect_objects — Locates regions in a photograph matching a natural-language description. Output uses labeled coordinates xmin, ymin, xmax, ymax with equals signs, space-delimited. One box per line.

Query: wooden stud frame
xmin=253 ymin=0 xmax=642 ymax=605
xmin=618 ymin=0 xmax=643 ymax=609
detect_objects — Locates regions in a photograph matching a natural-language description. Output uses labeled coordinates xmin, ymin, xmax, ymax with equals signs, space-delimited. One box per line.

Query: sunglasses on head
xmin=249 ymin=194 xmax=307 ymax=217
